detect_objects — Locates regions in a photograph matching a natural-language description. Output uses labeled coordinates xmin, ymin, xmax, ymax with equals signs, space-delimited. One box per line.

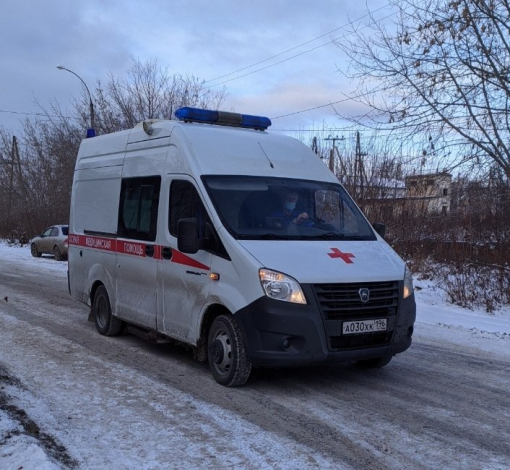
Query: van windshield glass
xmin=202 ymin=176 xmax=376 ymax=241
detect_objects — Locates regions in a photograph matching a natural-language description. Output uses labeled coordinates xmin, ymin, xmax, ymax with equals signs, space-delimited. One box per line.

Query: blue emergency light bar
xmin=175 ymin=107 xmax=271 ymax=131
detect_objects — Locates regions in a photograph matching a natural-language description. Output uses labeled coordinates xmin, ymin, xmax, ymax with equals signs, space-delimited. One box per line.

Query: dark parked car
xmin=30 ymin=225 xmax=69 ymax=261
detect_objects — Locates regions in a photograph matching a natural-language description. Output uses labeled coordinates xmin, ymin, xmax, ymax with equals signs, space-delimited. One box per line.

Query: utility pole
xmin=354 ymin=131 xmax=367 ymax=201
xmin=311 ymin=136 xmax=319 ymax=155
xmin=13 ymin=135 xmax=21 ymax=174
xmin=324 ymin=135 xmax=345 ymax=175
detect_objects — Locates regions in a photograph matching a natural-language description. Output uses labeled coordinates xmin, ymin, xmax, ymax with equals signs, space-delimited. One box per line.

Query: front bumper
xmin=234 ymin=283 xmax=416 ymax=367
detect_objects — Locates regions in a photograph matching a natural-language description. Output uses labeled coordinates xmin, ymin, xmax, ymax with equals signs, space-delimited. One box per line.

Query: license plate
xmin=342 ymin=319 xmax=387 ymax=335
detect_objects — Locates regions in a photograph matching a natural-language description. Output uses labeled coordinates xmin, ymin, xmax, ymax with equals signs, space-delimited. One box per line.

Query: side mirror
xmin=177 ymin=218 xmax=200 ymax=254
xmin=372 ymin=222 xmax=386 ymax=239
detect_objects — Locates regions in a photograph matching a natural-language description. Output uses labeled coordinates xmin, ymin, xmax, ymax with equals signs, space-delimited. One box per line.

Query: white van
xmin=68 ymin=107 xmax=416 ymax=386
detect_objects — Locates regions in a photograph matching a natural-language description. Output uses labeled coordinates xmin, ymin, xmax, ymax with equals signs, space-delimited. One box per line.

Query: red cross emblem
xmin=328 ymin=248 xmax=355 ymax=264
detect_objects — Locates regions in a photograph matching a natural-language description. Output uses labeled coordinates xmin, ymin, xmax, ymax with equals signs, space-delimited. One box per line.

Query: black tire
xmin=355 ymin=356 xmax=393 ymax=369
xmin=92 ymin=285 xmax=125 ymax=336
xmin=53 ymin=245 xmax=62 ymax=261
xmin=31 ymin=243 xmax=41 ymax=258
xmin=208 ymin=315 xmax=252 ymax=387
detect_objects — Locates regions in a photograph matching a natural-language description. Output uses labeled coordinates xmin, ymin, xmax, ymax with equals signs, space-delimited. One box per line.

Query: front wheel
xmin=92 ymin=285 xmax=125 ymax=336
xmin=208 ymin=315 xmax=252 ymax=387
xmin=31 ymin=243 xmax=41 ymax=258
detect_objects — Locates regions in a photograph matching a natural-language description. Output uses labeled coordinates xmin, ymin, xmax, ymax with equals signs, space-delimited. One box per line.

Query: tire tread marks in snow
xmin=0 ymin=366 xmax=78 ymax=468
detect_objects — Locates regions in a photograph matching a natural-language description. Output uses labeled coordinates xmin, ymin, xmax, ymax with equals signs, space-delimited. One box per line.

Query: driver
xmin=271 ymin=190 xmax=312 ymax=227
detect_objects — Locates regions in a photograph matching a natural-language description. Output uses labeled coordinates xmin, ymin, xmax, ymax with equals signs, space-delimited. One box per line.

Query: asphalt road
xmin=0 ymin=258 xmax=509 ymax=469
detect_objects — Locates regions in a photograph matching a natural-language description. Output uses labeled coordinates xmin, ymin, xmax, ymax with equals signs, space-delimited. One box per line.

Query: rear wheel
xmin=53 ymin=245 xmax=62 ymax=261
xmin=30 ymin=243 xmax=41 ymax=258
xmin=355 ymin=356 xmax=392 ymax=368
xmin=92 ymin=285 xmax=125 ymax=336
xmin=208 ymin=315 xmax=252 ymax=387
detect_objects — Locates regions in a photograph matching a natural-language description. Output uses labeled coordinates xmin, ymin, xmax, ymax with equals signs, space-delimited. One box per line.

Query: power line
xmin=204 ymin=38 xmax=336 ymax=88
xmin=271 ymin=128 xmax=357 ymax=132
xmin=0 ymin=109 xmax=47 ymax=117
xmin=0 ymin=108 xmax=76 ymax=121
xmin=204 ymin=7 xmax=395 ymax=88
xmin=270 ymin=84 xmax=393 ymax=120
xmin=204 ymin=4 xmax=390 ymax=85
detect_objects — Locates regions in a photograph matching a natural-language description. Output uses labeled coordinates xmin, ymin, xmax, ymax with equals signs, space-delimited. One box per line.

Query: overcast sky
xmin=0 ymin=1 xmax=392 ymax=137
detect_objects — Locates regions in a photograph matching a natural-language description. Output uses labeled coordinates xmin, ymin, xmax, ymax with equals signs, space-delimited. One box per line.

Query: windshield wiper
xmin=237 ymin=233 xmax=287 ymax=240
xmin=314 ymin=232 xmax=344 ymax=239
xmin=339 ymin=234 xmax=373 ymax=241
xmin=314 ymin=232 xmax=372 ymax=241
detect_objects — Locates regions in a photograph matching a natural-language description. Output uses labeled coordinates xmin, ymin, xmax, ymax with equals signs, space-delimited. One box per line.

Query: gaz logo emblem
xmin=359 ymin=288 xmax=370 ymax=303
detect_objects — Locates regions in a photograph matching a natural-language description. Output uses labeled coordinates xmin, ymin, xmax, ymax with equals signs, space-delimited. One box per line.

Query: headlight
xmin=259 ymin=269 xmax=306 ymax=304
xmin=403 ymin=266 xmax=414 ymax=299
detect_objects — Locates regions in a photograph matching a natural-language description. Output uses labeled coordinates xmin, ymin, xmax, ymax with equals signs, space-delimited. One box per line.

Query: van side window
xmin=169 ymin=180 xmax=230 ymax=259
xmin=118 ymin=176 xmax=161 ymax=241
xmin=169 ymin=180 xmax=207 ymax=237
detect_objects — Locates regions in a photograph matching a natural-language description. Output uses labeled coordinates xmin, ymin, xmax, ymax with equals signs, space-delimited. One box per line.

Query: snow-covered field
xmin=1 ymin=241 xmax=509 ymax=469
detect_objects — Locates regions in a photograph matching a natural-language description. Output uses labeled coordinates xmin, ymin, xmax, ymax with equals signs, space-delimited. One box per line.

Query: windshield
xmin=202 ymin=176 xmax=376 ymax=241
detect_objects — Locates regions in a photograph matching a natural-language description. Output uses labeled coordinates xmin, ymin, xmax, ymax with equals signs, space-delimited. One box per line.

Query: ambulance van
xmin=68 ymin=107 xmax=416 ymax=386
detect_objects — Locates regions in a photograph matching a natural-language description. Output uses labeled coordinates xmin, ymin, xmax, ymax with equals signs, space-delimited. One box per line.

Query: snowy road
xmin=1 ymin=245 xmax=510 ymax=469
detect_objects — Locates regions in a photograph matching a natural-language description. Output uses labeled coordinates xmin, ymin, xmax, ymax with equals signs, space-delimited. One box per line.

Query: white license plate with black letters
xmin=342 ymin=319 xmax=387 ymax=335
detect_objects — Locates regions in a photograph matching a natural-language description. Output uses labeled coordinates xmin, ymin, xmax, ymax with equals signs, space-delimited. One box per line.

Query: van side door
xmin=115 ymin=176 xmax=161 ymax=329
xmin=157 ymin=178 xmax=214 ymax=343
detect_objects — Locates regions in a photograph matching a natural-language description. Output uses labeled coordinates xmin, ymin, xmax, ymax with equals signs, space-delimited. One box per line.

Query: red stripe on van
xmin=69 ymin=233 xmax=209 ymax=270
xmin=70 ymin=234 xmax=116 ymax=252
xmin=171 ymin=250 xmax=210 ymax=271
xmin=68 ymin=234 xmax=82 ymax=246
xmin=117 ymin=240 xmax=146 ymax=257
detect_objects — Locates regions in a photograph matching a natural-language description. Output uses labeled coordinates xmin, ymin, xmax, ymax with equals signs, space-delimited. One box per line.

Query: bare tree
xmin=337 ymin=0 xmax=510 ymax=178
xmin=0 ymin=58 xmax=228 ymax=238
xmin=91 ymin=58 xmax=228 ymax=134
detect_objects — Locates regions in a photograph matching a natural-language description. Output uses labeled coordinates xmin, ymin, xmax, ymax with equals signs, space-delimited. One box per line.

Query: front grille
xmin=313 ymin=281 xmax=399 ymax=320
xmin=312 ymin=281 xmax=400 ymax=351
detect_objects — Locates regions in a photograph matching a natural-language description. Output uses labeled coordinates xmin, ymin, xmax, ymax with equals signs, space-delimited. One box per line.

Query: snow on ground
xmin=0 ymin=419 xmax=60 ymax=470
xmin=1 ymin=241 xmax=510 ymax=469
xmin=1 ymin=242 xmax=69 ymax=469
xmin=413 ymin=276 xmax=510 ymax=357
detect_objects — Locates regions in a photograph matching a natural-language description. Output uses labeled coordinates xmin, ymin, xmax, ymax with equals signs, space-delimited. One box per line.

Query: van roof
xmin=174 ymin=121 xmax=335 ymax=181
xmin=76 ymin=119 xmax=337 ymax=183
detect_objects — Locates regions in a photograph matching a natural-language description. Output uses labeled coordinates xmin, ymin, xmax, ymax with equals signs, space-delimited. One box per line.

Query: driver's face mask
xmin=284 ymin=201 xmax=296 ymax=212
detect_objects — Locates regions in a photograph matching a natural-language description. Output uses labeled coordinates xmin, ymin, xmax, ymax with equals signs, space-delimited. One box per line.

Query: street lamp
xmin=57 ymin=65 xmax=96 ymax=137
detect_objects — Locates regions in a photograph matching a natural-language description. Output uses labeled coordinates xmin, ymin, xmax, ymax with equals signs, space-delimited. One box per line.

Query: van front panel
xmin=234 ymin=284 xmax=416 ymax=367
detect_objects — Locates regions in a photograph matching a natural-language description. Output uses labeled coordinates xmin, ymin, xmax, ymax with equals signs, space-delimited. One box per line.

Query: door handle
xmin=145 ymin=244 xmax=154 ymax=257
xmin=162 ymin=246 xmax=173 ymax=260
